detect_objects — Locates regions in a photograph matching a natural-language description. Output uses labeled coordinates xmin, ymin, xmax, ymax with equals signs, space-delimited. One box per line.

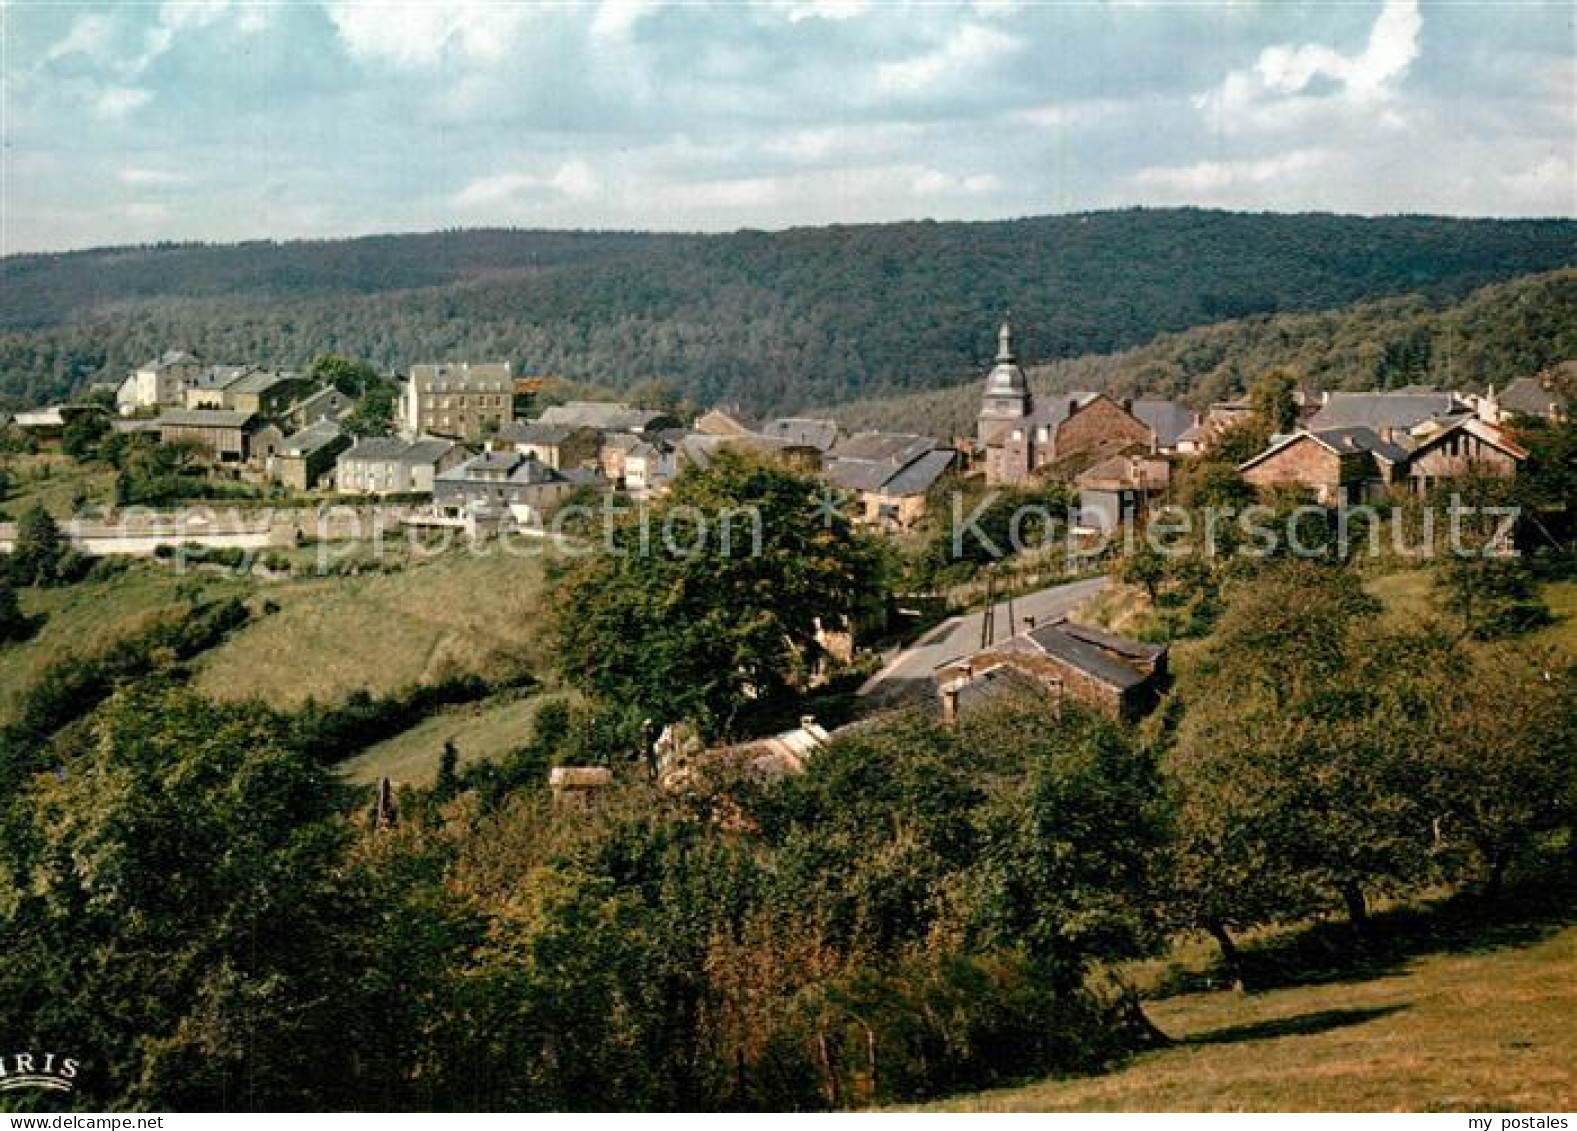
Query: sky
xmin=2 ymin=0 xmax=1573 ymax=253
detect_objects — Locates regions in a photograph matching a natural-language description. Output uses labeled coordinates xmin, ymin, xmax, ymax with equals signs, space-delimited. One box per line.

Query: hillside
xmin=827 ymin=268 xmax=1577 ymax=436
xmin=920 ymin=922 xmax=1575 ymax=1112
xmin=2 ymin=209 xmax=1574 ymax=412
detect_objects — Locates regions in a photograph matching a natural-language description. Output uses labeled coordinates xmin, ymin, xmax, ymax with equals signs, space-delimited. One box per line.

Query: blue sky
xmin=2 ymin=1 xmax=1572 ymax=252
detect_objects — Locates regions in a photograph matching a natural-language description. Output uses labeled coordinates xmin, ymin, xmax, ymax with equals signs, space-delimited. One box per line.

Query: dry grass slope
xmin=194 ymin=548 xmax=556 ymax=707
xmin=921 ymin=927 xmax=1575 ymax=1112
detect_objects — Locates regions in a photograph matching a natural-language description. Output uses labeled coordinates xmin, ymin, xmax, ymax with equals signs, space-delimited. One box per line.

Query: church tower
xmin=977 ymin=319 xmax=1031 ymax=448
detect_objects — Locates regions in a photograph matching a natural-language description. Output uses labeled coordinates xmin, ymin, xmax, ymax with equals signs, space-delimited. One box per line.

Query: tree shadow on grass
xmin=1155 ymin=866 xmax=1577 ymax=999
xmin=1184 ymin=1004 xmax=1411 ymax=1048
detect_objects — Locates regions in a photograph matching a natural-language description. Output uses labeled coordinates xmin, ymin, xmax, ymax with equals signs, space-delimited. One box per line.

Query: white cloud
xmin=876 ymin=23 xmax=1018 ymax=95
xmin=1134 ymin=148 xmax=1327 ymax=194
xmin=43 ymin=14 xmax=117 ymax=64
xmin=453 ymin=160 xmax=601 ymax=208
xmin=94 ymin=87 xmax=153 ymax=118
xmin=911 ymin=168 xmax=1000 ymax=197
xmin=1197 ymin=0 xmax=1422 ymax=128
xmin=116 ymin=167 xmax=188 ymax=187
xmin=326 ymin=1 xmax=538 ymax=67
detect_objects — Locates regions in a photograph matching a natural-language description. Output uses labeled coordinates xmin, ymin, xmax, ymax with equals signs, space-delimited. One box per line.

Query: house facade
xmin=1400 ymin=417 xmax=1527 ymax=495
xmin=823 ymin=432 xmax=956 ymax=527
xmin=495 ymin=420 xmax=602 ymax=470
xmin=336 ymin=437 xmax=464 ymax=495
xmin=1238 ymin=426 xmax=1405 ymax=504
xmin=119 ymin=350 xmax=204 ymax=412
xmin=156 ymin=408 xmax=258 ymax=464
xmin=1076 ymin=454 xmax=1172 ymax=531
xmin=270 ymin=420 xmax=352 ymax=491
xmin=400 ymin=363 xmax=514 ymax=440
xmin=432 ymin=449 xmax=590 ymax=524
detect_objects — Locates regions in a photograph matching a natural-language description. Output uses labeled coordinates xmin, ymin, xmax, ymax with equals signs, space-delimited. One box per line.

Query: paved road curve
xmin=857 ymin=574 xmax=1109 ymax=707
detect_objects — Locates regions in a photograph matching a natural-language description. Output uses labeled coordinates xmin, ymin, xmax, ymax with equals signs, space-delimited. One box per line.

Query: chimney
xmin=940 ymin=684 xmax=960 ymax=726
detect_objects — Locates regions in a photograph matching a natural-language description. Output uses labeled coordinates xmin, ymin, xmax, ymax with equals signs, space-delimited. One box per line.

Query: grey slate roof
xmin=157 ymin=408 xmax=255 ymax=428
xmin=497 ymin=420 xmax=581 ymax=445
xmin=1307 ymin=392 xmax=1466 ymax=433
xmin=540 ymin=401 xmax=664 ymax=433
xmin=225 ymin=368 xmax=297 ymax=396
xmin=1023 ymin=390 xmax=1103 ymax=429
xmin=341 ymin=436 xmax=457 ymax=467
xmin=280 ymin=419 xmax=344 ymax=457
xmin=1498 ymin=375 xmax=1569 ymax=418
xmin=759 ymin=417 xmax=840 ymax=451
xmin=1130 ymin=399 xmax=1194 ymax=447
xmin=438 ymin=450 xmax=566 ymax=486
xmin=824 ymin=432 xmax=954 ymax=497
xmin=1008 ymin=618 xmax=1165 ymax=692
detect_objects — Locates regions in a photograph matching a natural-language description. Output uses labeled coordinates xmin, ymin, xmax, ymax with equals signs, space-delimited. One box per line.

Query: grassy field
xmin=1 ymin=563 xmax=253 ymax=719
xmin=194 ymin=546 xmax=558 ymax=707
xmin=339 ymin=689 xmax=559 ymax=785
xmin=1 ymin=452 xmax=115 ymax=519
xmin=920 ymin=885 xmax=1577 ymax=1112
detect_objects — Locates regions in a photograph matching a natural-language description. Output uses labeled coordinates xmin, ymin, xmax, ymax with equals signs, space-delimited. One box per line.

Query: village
xmin=1 ymin=319 xmax=1568 ymax=807
xmin=5 ymin=319 xmax=1562 ymax=539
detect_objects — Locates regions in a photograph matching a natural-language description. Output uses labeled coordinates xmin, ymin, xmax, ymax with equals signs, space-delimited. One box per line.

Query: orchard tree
xmin=552 ymin=450 xmax=886 ymax=739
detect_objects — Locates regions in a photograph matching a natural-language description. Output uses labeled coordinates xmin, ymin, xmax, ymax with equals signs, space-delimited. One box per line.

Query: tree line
xmin=3 ymin=209 xmax=1573 ymax=413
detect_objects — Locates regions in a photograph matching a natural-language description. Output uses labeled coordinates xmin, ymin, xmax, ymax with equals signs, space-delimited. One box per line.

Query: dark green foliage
xmin=2 ymin=212 xmax=1572 ymax=413
xmin=0 ymin=578 xmax=40 ymax=644
xmin=6 ymin=504 xmax=76 ymax=587
xmin=832 ymin=268 xmax=1577 ymax=435
xmin=60 ymin=410 xmax=110 ymax=461
xmin=1434 ymin=555 xmax=1553 ymax=639
xmin=290 ymin=672 xmax=511 ymax=764
xmin=551 ymin=451 xmax=886 ymax=739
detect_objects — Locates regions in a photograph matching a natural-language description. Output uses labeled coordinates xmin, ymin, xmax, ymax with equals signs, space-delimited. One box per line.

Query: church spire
xmin=996 ymin=319 xmax=1016 ymax=364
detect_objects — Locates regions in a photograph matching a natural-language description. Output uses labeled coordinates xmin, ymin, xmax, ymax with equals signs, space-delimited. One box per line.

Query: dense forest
xmin=2 ymin=209 xmax=1573 ymax=413
xmin=827 ymin=268 xmax=1577 ymax=436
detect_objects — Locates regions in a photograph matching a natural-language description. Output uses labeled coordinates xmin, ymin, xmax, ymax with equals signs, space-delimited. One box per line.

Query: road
xmin=857 ymin=574 xmax=1109 ymax=708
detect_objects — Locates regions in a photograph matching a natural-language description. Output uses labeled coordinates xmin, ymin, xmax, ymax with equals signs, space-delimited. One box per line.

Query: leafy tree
xmin=552 ymin=451 xmax=885 ymax=739
xmin=309 ymin=353 xmax=383 ymax=396
xmin=61 ymin=411 xmax=110 ymax=461
xmin=8 ymin=504 xmax=69 ymax=586
xmin=342 ymin=382 xmax=397 ymax=437
xmin=1249 ymin=367 xmax=1300 ymax=433
xmin=1169 ymin=562 xmax=1436 ymax=948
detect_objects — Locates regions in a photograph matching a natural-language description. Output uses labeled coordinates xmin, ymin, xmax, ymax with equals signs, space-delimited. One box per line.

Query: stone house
xmin=495 ymin=420 xmax=602 ymax=470
xmin=823 ymin=431 xmax=957 ymax=528
xmin=287 ymin=385 xmax=358 ymax=429
xmin=399 ymin=362 xmax=515 ymax=440
xmin=1494 ymin=369 xmax=1570 ymax=423
xmin=977 ymin=322 xmax=1154 ymax=484
xmin=432 ymin=449 xmax=592 ymax=524
xmin=1238 ymin=426 xmax=1407 ymax=505
xmin=1076 ymin=454 xmax=1172 ymax=531
xmin=693 ymin=405 xmax=759 ymax=437
xmin=1130 ymin=399 xmax=1197 ymax=454
xmin=935 ymin=616 xmax=1168 ymax=723
xmin=336 ymin=437 xmax=464 ymax=496
xmin=1400 ymin=416 xmax=1527 ymax=496
xmin=270 ymin=419 xmax=352 ymax=491
xmin=118 ymin=350 xmax=204 ymax=412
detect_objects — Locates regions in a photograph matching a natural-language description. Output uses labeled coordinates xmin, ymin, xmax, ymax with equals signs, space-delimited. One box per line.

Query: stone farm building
xmin=935 ymin=616 xmax=1168 ymax=723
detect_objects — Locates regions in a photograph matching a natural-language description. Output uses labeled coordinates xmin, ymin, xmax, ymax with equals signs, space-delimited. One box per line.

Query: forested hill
xmin=824 ymin=268 xmax=1577 ymax=437
xmin=2 ymin=209 xmax=1574 ymax=412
